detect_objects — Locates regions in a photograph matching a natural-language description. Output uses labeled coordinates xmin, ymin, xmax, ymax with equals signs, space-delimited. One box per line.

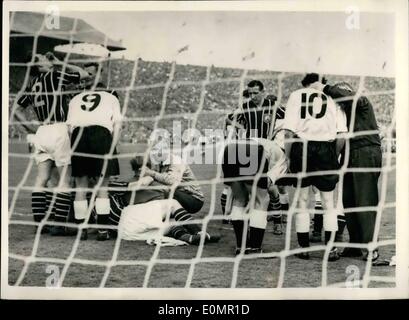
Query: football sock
xmin=173 ymin=207 xmax=202 ymax=234
xmin=279 ymin=193 xmax=289 ymax=222
xmin=220 ymin=191 xmax=227 ymax=215
xmin=45 ymin=190 xmax=56 ymax=221
xmin=297 ymin=232 xmax=310 ymax=248
xmin=32 ymin=191 xmax=46 ymax=222
xmin=230 ymin=206 xmax=247 ymax=248
xmin=168 ymin=226 xmax=199 ymax=244
xmin=249 ymin=210 xmax=267 ymax=249
xmin=232 ymin=220 xmax=245 ymax=248
xmin=313 ymin=214 xmax=323 ymax=233
xmin=337 ymin=215 xmax=346 ymax=236
xmin=96 ymin=198 xmax=110 ymax=228
xmin=325 ymin=231 xmax=336 ymax=244
xmin=109 ymin=194 xmax=123 ymax=226
xmin=248 ymin=227 xmax=265 ymax=249
xmin=268 ymin=194 xmax=282 ymax=224
xmin=313 ymin=196 xmax=323 ymax=233
xmin=54 ymin=192 xmax=72 ymax=223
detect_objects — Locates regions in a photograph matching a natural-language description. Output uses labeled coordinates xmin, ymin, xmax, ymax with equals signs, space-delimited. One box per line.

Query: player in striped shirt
xmin=226 ymin=82 xmax=288 ymax=235
xmin=15 ymin=52 xmax=89 ymax=235
xmin=237 ymin=80 xmax=280 ymax=139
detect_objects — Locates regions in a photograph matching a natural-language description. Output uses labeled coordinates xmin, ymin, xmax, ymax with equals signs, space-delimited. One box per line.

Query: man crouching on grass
xmin=222 ymin=137 xmax=288 ymax=256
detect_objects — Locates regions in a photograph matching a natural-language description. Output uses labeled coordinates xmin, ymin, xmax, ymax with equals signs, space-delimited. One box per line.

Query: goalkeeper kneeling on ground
xmin=139 ymin=141 xmax=205 ymax=214
xmin=222 ymin=138 xmax=287 ymax=256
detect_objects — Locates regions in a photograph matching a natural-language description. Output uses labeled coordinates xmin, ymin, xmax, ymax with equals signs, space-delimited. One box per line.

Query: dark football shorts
xmin=71 ymin=125 xmax=120 ymax=178
xmin=222 ymin=140 xmax=270 ymax=189
xmin=289 ymin=140 xmax=339 ymax=192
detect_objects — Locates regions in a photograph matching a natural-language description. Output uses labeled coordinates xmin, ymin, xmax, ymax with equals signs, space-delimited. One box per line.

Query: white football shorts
xmin=32 ymin=123 xmax=71 ymax=167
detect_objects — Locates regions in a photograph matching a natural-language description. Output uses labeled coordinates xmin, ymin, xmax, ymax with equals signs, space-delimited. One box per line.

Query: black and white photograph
xmin=2 ymin=0 xmax=408 ymax=300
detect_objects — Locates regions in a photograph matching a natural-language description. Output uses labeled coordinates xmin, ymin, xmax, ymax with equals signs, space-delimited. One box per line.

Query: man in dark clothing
xmin=310 ymin=79 xmax=382 ymax=261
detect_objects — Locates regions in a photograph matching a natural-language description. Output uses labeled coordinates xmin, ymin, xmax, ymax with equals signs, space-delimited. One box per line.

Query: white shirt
xmin=67 ymin=91 xmax=122 ymax=133
xmin=283 ymin=88 xmax=347 ymax=141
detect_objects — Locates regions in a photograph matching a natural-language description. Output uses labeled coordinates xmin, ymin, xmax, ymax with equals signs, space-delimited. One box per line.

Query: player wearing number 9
xmin=15 ymin=52 xmax=90 ymax=236
xmin=282 ymin=73 xmax=348 ymax=261
xmin=66 ymin=78 xmax=122 ymax=241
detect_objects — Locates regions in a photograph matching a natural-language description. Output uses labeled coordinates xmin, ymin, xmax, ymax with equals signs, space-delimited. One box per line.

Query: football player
xmin=66 ymin=65 xmax=122 ymax=241
xmin=15 ymin=52 xmax=89 ymax=235
xmin=222 ymin=137 xmax=288 ymax=255
xmin=220 ymin=90 xmax=247 ymax=224
xmin=309 ymin=78 xmax=382 ymax=262
xmin=282 ymin=73 xmax=347 ymax=261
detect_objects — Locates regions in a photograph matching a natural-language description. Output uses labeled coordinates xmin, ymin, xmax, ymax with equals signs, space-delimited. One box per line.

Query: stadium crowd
xmin=10 ymin=52 xmax=393 ymax=263
xmin=9 ymin=57 xmax=395 ymax=147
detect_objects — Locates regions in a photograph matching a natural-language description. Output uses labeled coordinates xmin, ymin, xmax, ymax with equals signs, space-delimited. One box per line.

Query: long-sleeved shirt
xmin=17 ymin=70 xmax=80 ymax=123
xmin=149 ymin=154 xmax=205 ymax=202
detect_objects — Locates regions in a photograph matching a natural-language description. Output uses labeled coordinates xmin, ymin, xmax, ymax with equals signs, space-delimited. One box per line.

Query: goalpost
xmin=6 ymin=12 xmax=397 ymax=291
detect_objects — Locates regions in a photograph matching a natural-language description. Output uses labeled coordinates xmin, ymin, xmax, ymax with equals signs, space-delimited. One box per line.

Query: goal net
xmin=6 ymin=11 xmax=396 ymax=292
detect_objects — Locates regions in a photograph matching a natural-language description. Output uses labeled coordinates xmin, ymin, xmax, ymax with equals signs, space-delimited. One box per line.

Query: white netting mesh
xmin=7 ymin=12 xmax=396 ymax=290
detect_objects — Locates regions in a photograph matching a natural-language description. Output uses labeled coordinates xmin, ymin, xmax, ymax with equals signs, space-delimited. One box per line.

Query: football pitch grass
xmin=7 ymin=141 xmax=396 ymax=288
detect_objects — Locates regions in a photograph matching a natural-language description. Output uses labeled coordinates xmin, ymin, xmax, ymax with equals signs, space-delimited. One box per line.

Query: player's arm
xmin=275 ymin=104 xmax=286 ymax=120
xmin=323 ymin=82 xmax=356 ymax=100
xmin=335 ymin=105 xmax=348 ymax=156
xmin=144 ymin=163 xmax=185 ymax=186
xmin=13 ymin=108 xmax=37 ymax=134
xmin=46 ymin=52 xmax=90 ymax=80
xmin=108 ymin=180 xmax=129 ymax=195
xmin=14 ymin=92 xmax=38 ymax=134
xmin=225 ymin=112 xmax=245 ymax=130
xmin=128 ymin=176 xmax=154 ymax=189
xmin=310 ymin=81 xmax=357 ymax=108
xmin=112 ymin=121 xmax=122 ymax=149
xmin=265 ymin=94 xmax=277 ymax=104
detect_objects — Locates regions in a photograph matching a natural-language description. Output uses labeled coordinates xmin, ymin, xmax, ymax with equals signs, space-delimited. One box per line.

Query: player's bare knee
xmin=319 ymin=190 xmax=335 ymax=210
xmin=34 ymin=174 xmax=50 ymax=188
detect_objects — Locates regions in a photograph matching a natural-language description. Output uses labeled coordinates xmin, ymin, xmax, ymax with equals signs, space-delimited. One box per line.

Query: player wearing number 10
xmin=66 ymin=63 xmax=122 ymax=241
xmin=15 ymin=52 xmax=89 ymax=235
xmin=283 ymin=73 xmax=348 ymax=261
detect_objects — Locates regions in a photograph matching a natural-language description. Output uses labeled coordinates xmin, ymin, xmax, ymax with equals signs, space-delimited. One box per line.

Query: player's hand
xmin=45 ymin=52 xmax=60 ymax=64
xmin=309 ymin=81 xmax=326 ymax=91
xmin=128 ymin=176 xmax=153 ymax=189
xmin=143 ymin=168 xmax=157 ymax=177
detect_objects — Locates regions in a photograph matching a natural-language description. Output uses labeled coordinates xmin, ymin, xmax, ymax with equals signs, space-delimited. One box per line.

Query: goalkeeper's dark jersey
xmin=237 ymin=95 xmax=285 ymax=139
xmin=17 ymin=70 xmax=80 ymax=124
xmin=323 ymin=82 xmax=381 ymax=150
